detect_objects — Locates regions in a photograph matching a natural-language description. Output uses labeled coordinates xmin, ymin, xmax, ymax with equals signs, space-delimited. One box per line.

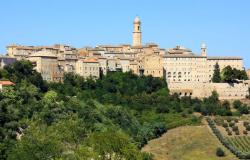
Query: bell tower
xmin=133 ymin=16 xmax=142 ymax=46
xmin=201 ymin=43 xmax=207 ymax=57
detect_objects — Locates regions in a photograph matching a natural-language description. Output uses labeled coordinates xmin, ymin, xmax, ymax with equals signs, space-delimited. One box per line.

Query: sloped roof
xmin=0 ymin=80 xmax=15 ymax=86
xmin=82 ymin=57 xmax=98 ymax=63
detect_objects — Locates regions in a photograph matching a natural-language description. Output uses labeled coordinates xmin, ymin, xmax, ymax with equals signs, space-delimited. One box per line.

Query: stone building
xmin=247 ymin=69 xmax=250 ymax=80
xmin=169 ymin=82 xmax=249 ymax=100
xmin=163 ymin=45 xmax=244 ymax=84
xmin=76 ymin=57 xmax=100 ymax=79
xmin=142 ymin=54 xmax=164 ymax=78
xmin=28 ymin=51 xmax=63 ymax=82
xmin=163 ymin=44 xmax=247 ymax=99
xmin=164 ymin=46 xmax=208 ymax=83
xmin=7 ymin=44 xmax=59 ymax=60
xmin=0 ymin=56 xmax=16 ymax=68
xmin=6 ymin=44 xmax=76 ymax=60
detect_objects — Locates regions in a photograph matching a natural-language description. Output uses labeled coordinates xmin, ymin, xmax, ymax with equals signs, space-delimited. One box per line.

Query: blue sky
xmin=0 ymin=0 xmax=250 ymax=68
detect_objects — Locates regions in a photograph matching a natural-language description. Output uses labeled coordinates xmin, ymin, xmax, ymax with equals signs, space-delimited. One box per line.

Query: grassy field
xmin=142 ymin=125 xmax=238 ymax=160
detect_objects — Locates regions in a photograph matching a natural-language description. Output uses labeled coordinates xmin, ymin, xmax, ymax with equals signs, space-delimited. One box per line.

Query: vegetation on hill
xmin=0 ymin=60 xmax=248 ymax=159
xmin=0 ymin=60 xmax=197 ymax=160
xmin=142 ymin=126 xmax=237 ymax=160
xmin=207 ymin=117 xmax=250 ymax=159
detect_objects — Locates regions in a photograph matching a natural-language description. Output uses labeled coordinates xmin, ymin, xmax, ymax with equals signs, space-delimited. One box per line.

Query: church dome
xmin=134 ymin=16 xmax=140 ymax=23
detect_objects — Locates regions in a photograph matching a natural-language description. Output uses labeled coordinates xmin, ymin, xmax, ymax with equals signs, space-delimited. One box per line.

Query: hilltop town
xmin=1 ymin=16 xmax=249 ymax=100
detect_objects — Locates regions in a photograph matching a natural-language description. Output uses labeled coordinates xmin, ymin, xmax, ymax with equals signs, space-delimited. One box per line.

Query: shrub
xmin=214 ymin=118 xmax=224 ymax=126
xmin=156 ymin=105 xmax=169 ymax=113
xmin=238 ymin=104 xmax=249 ymax=114
xmin=246 ymin=125 xmax=250 ymax=131
xmin=216 ymin=147 xmax=225 ymax=157
xmin=229 ymin=122 xmax=235 ymax=127
xmin=227 ymin=131 xmax=232 ymax=136
xmin=235 ymin=130 xmax=240 ymax=135
xmin=226 ymin=117 xmax=232 ymax=122
xmin=243 ymin=121 xmax=249 ymax=127
xmin=234 ymin=118 xmax=239 ymax=123
xmin=243 ymin=130 xmax=248 ymax=135
xmin=222 ymin=122 xmax=228 ymax=128
xmin=232 ymin=126 xmax=238 ymax=132
xmin=233 ymin=100 xmax=242 ymax=109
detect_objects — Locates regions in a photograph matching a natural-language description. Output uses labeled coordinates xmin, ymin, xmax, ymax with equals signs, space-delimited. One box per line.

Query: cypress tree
xmin=212 ymin=62 xmax=221 ymax=83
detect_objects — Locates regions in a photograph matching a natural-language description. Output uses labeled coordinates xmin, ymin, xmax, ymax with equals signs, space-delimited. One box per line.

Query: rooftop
xmin=82 ymin=57 xmax=98 ymax=63
xmin=0 ymin=80 xmax=15 ymax=86
xmin=207 ymin=57 xmax=242 ymax=60
xmin=29 ymin=51 xmax=57 ymax=58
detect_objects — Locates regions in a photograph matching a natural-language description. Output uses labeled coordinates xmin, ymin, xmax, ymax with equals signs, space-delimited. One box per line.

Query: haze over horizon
xmin=0 ymin=0 xmax=250 ymax=68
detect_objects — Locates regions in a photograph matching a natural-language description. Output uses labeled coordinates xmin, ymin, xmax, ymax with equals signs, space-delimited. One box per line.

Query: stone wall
xmin=169 ymin=82 xmax=249 ymax=100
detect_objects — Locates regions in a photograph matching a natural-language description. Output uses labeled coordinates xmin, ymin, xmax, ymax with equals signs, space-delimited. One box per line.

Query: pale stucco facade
xmin=163 ymin=45 xmax=244 ymax=84
xmin=76 ymin=58 xmax=100 ymax=79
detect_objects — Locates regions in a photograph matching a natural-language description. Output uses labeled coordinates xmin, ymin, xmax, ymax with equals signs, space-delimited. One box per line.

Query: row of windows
xmin=179 ymin=92 xmax=193 ymax=96
xmin=171 ymin=79 xmax=191 ymax=82
xmin=168 ymin=72 xmax=191 ymax=75
xmin=146 ymin=70 xmax=161 ymax=74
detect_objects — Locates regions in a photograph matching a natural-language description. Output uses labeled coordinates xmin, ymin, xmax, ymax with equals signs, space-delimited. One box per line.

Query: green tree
xmin=87 ymin=130 xmax=143 ymax=160
xmin=221 ymin=65 xmax=248 ymax=82
xmin=43 ymin=90 xmax=58 ymax=104
xmin=4 ymin=60 xmax=47 ymax=92
xmin=0 ymin=69 xmax=8 ymax=79
xmin=233 ymin=100 xmax=242 ymax=109
xmin=8 ymin=123 xmax=63 ymax=160
xmin=212 ymin=62 xmax=221 ymax=82
xmin=216 ymin=147 xmax=225 ymax=157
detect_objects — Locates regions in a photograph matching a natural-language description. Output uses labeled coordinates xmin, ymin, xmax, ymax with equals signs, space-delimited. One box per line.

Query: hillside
xmin=142 ymin=125 xmax=238 ymax=160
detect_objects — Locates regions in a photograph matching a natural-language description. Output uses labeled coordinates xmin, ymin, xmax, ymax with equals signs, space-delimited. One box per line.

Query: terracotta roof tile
xmin=0 ymin=80 xmax=15 ymax=86
xmin=82 ymin=57 xmax=98 ymax=63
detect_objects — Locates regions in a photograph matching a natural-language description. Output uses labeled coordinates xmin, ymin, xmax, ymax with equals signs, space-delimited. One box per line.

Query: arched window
xmin=138 ymin=26 xmax=140 ymax=31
